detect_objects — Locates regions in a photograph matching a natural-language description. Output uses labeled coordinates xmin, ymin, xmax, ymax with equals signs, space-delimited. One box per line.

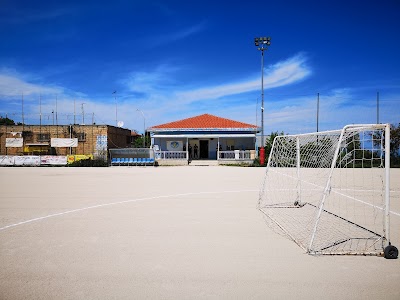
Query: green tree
xmin=372 ymin=123 xmax=400 ymax=167
xmin=390 ymin=123 xmax=400 ymax=156
xmin=0 ymin=116 xmax=15 ymax=125
xmin=132 ymin=134 xmax=151 ymax=148
xmin=265 ymin=131 xmax=284 ymax=162
xmin=390 ymin=123 xmax=400 ymax=167
xmin=301 ymin=136 xmax=335 ymax=168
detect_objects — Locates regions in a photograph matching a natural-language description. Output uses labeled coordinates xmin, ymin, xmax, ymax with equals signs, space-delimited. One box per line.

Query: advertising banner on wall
xmin=6 ymin=138 xmax=23 ymax=147
xmin=166 ymin=141 xmax=183 ymax=151
xmin=0 ymin=156 xmax=14 ymax=165
xmin=51 ymin=138 xmax=78 ymax=147
xmin=96 ymin=135 xmax=107 ymax=150
xmin=67 ymin=154 xmax=94 ymax=164
xmin=14 ymin=156 xmax=41 ymax=166
xmin=40 ymin=156 xmax=68 ymax=165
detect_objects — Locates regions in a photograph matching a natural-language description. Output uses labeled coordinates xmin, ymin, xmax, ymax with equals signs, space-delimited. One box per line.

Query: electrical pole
xmin=317 ymin=93 xmax=320 ymax=132
xmin=377 ymin=91 xmax=380 ymax=124
xmin=113 ymin=91 xmax=117 ymax=126
xmin=22 ymin=93 xmax=24 ymax=125
xmin=137 ymin=109 xmax=146 ymax=148
xmin=81 ymin=103 xmax=85 ymax=125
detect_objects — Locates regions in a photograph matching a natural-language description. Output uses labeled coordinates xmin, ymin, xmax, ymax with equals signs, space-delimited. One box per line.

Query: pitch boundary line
xmin=0 ymin=189 xmax=257 ymax=232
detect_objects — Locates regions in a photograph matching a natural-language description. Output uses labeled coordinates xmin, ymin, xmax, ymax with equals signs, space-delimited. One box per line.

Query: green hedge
xmin=68 ymin=159 xmax=109 ymax=167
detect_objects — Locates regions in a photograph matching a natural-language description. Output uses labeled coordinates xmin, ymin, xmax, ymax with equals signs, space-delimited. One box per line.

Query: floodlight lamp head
xmin=254 ymin=37 xmax=259 ymax=46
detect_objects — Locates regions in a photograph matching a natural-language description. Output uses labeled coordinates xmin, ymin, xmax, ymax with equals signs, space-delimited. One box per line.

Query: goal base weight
xmin=384 ymin=244 xmax=398 ymax=259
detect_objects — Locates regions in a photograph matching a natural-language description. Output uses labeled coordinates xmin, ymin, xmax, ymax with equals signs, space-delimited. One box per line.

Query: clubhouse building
xmin=148 ymin=114 xmax=260 ymax=165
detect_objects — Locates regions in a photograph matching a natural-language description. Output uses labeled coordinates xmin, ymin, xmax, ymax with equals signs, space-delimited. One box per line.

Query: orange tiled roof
xmin=131 ymin=131 xmax=141 ymax=137
xmin=150 ymin=114 xmax=257 ymax=130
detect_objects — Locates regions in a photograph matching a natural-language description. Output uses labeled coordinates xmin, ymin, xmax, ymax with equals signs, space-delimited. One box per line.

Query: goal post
xmin=258 ymin=124 xmax=398 ymax=258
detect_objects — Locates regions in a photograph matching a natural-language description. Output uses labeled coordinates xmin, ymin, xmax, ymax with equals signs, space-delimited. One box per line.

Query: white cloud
xmin=0 ymin=7 xmax=72 ymax=25
xmin=265 ymin=54 xmax=311 ymax=88
xmin=125 ymin=53 xmax=311 ymax=107
xmin=0 ymin=72 xmax=63 ymax=97
xmin=176 ymin=54 xmax=310 ymax=103
xmin=115 ymin=54 xmax=312 ymax=130
xmin=123 ymin=64 xmax=179 ymax=95
xmin=167 ymin=22 xmax=207 ymax=42
xmin=148 ymin=21 xmax=208 ymax=46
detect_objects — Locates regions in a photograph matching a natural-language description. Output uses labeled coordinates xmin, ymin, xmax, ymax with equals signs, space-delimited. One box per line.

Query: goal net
xmin=258 ymin=124 xmax=393 ymax=256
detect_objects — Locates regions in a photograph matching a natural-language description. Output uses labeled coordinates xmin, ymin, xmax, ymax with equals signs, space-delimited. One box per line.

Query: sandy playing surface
xmin=1 ymin=166 xmax=399 ymax=299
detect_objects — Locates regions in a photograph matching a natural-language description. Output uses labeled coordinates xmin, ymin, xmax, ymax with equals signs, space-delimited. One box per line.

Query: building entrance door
xmin=200 ymin=140 xmax=209 ymax=159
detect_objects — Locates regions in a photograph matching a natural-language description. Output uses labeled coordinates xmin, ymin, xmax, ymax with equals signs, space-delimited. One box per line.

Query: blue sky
xmin=0 ymin=0 xmax=399 ymax=134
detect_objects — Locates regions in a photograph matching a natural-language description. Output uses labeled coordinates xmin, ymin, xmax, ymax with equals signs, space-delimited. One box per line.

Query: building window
xmin=77 ymin=133 xmax=86 ymax=141
xmin=22 ymin=131 xmax=33 ymax=141
xmin=37 ymin=133 xmax=50 ymax=142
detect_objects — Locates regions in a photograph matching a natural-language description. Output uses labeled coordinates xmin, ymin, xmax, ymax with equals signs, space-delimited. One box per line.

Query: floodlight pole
xmin=254 ymin=37 xmax=271 ymax=165
xmin=137 ymin=109 xmax=146 ymax=148
xmin=261 ymin=49 xmax=264 ymax=147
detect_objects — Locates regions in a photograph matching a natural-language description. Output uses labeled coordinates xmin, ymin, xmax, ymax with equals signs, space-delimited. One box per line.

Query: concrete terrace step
xmin=189 ymin=160 xmax=219 ymax=166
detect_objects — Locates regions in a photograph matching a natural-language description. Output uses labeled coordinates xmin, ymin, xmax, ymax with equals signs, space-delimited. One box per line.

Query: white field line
xmin=266 ymin=168 xmax=400 ymax=217
xmin=329 ymin=189 xmax=400 ymax=217
xmin=0 ymin=189 xmax=257 ymax=232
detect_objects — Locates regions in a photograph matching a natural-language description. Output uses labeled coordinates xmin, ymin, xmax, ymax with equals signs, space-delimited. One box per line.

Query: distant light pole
xmin=81 ymin=103 xmax=85 ymax=125
xmin=317 ymin=93 xmax=320 ymax=132
xmin=254 ymin=36 xmax=271 ymax=165
xmin=377 ymin=91 xmax=380 ymax=124
xmin=137 ymin=109 xmax=146 ymax=148
xmin=113 ymin=91 xmax=117 ymax=126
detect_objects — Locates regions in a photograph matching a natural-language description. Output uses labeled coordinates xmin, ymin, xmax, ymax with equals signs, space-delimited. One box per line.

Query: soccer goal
xmin=258 ymin=124 xmax=398 ymax=258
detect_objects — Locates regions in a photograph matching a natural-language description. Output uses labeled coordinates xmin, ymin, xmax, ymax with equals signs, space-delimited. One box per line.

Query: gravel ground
xmin=0 ymin=166 xmax=399 ymax=299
